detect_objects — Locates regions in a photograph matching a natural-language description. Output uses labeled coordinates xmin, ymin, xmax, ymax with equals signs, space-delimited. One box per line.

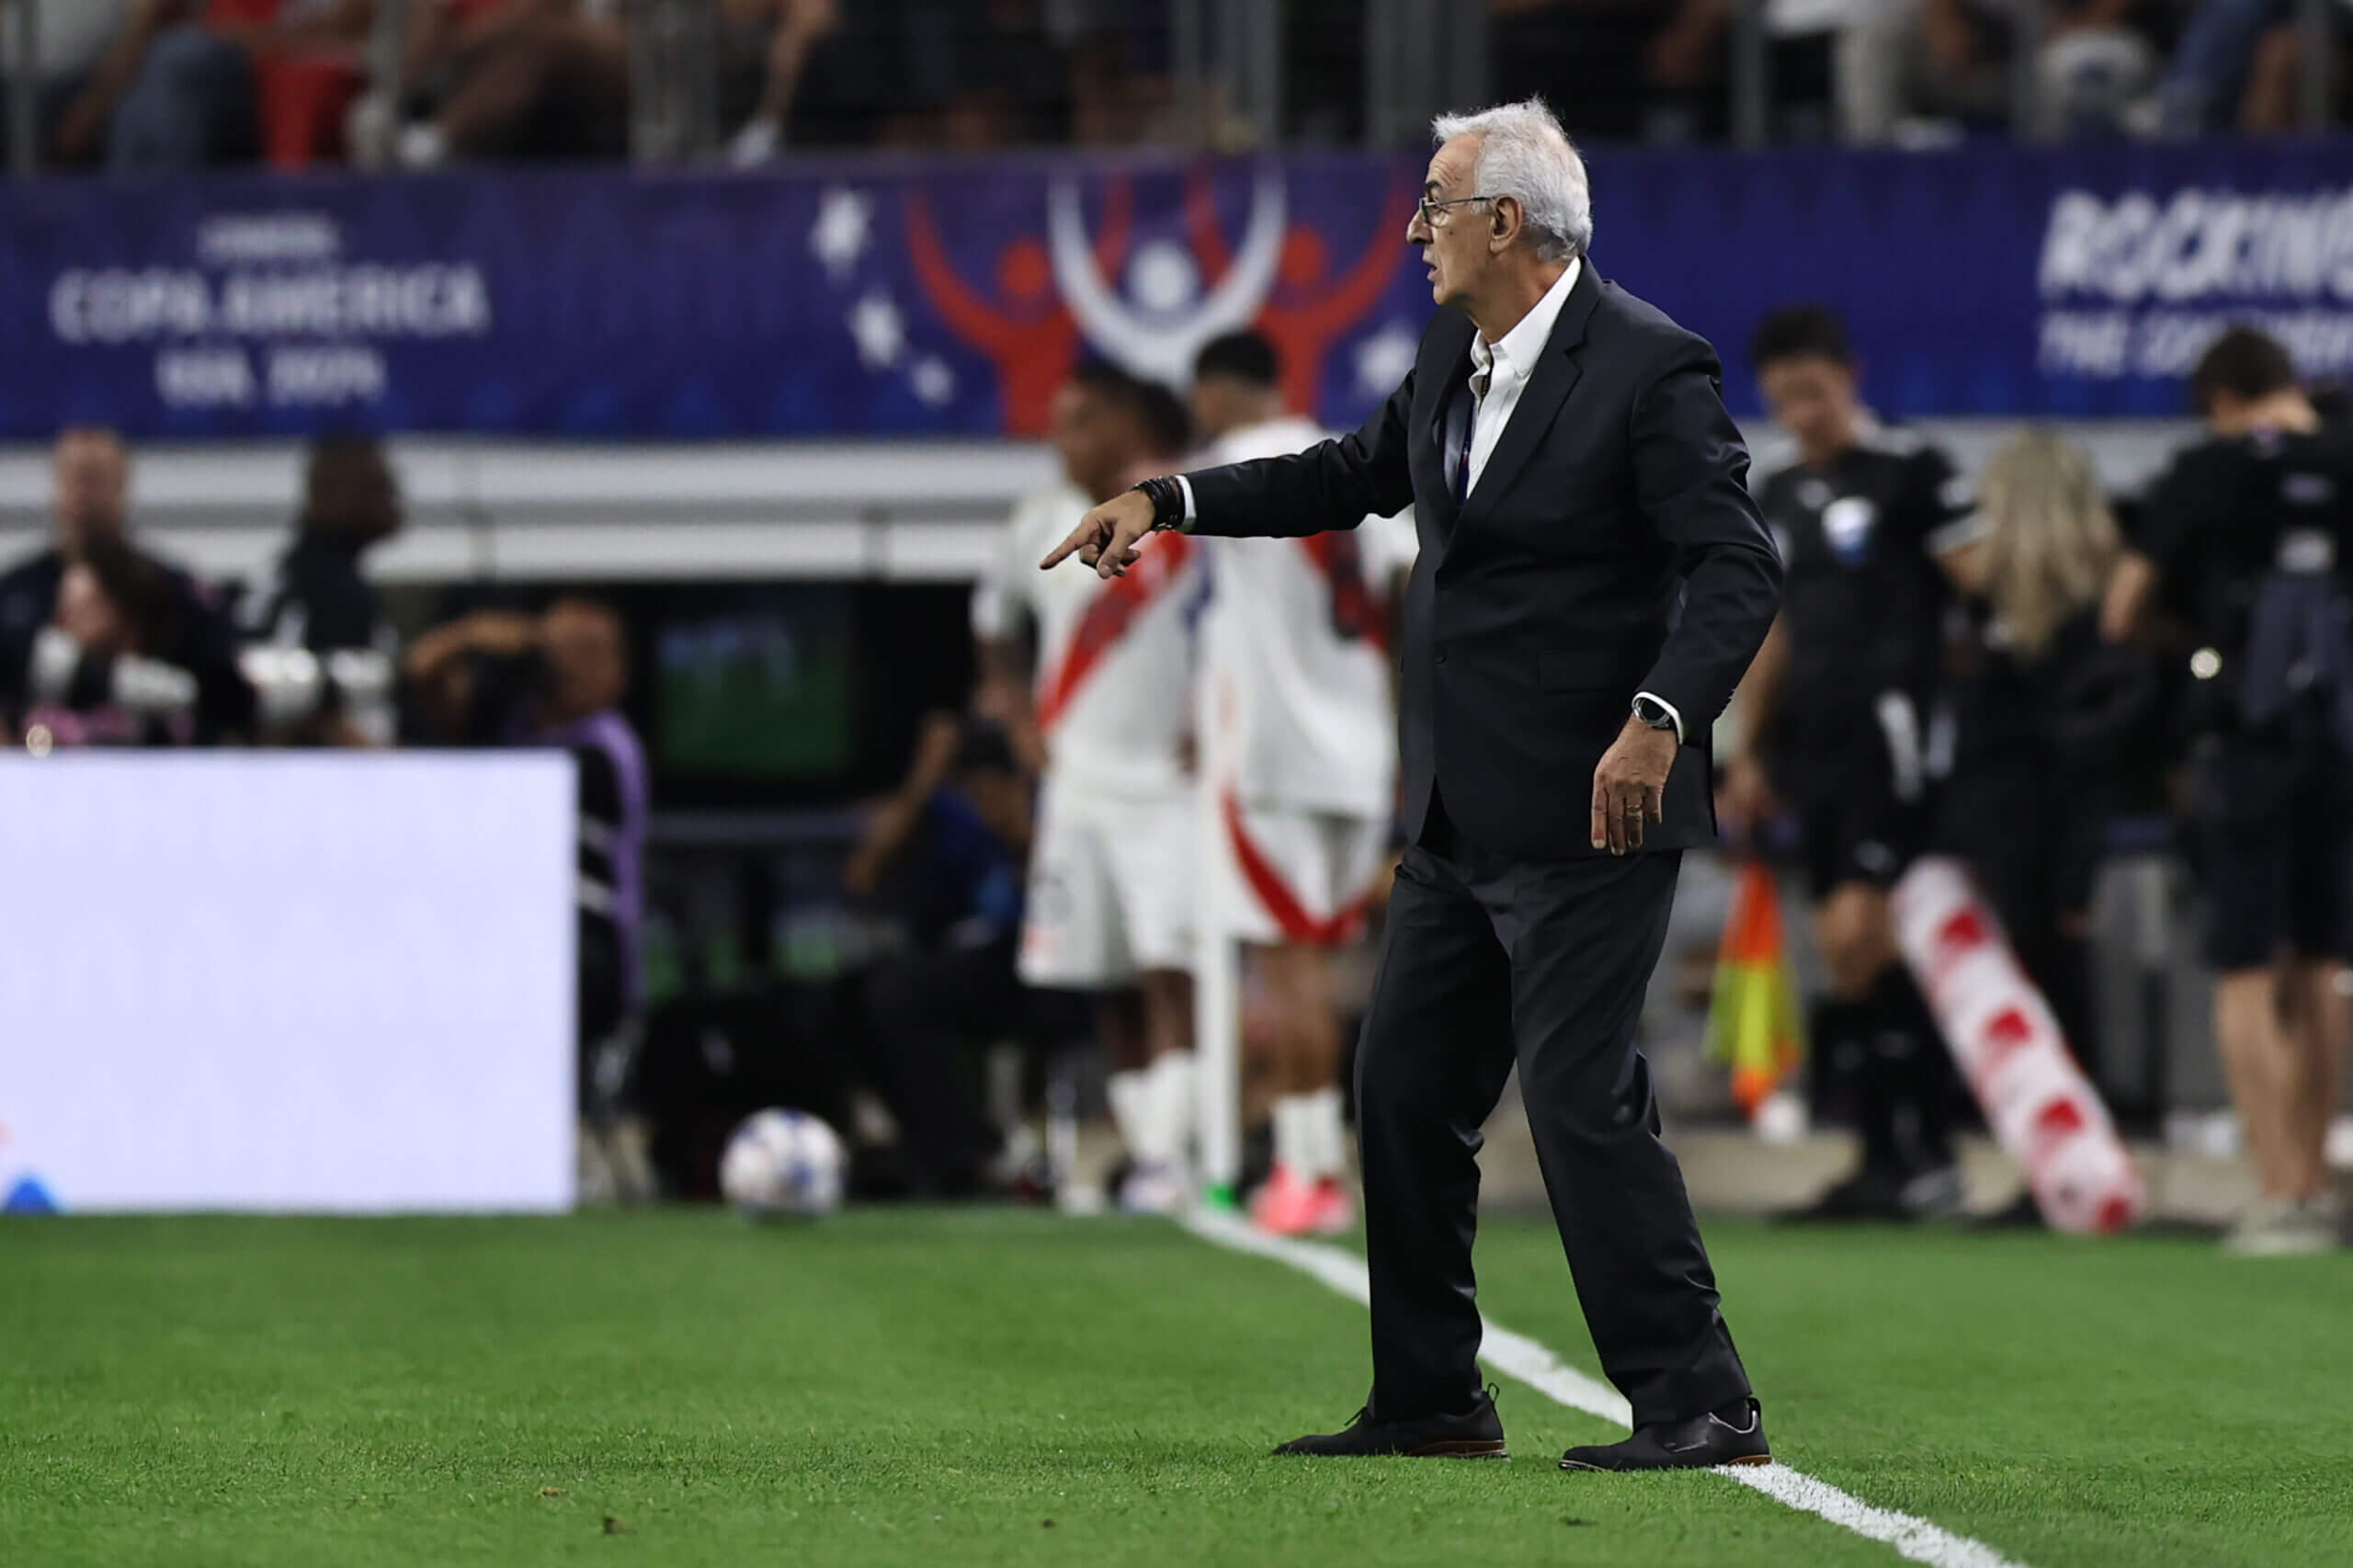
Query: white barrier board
xmin=0 ymin=753 xmax=576 ymax=1212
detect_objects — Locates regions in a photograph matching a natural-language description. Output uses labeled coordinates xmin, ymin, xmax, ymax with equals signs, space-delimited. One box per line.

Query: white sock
xmin=1302 ymin=1085 xmax=1347 ymax=1182
xmin=1148 ymin=1051 xmax=1196 ymax=1171
xmin=1107 ymin=1069 xmax=1154 ymax=1166
xmin=1273 ymin=1090 xmax=1348 ymax=1180
xmin=1272 ymin=1094 xmax=1311 ymax=1177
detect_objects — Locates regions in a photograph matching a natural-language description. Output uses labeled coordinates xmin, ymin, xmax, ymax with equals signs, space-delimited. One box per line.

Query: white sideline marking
xmin=1184 ymin=1210 xmax=2032 ymax=1568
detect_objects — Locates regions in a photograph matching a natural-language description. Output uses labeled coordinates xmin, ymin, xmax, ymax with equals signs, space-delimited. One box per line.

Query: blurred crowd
xmin=0 ymin=0 xmax=2339 ymax=175
xmin=1499 ymin=0 xmax=2349 ymax=141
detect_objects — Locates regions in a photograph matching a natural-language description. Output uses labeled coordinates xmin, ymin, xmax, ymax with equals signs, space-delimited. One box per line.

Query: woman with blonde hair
xmin=1938 ymin=430 xmax=2155 ymax=1079
xmin=1960 ymin=431 xmax=2122 ymax=661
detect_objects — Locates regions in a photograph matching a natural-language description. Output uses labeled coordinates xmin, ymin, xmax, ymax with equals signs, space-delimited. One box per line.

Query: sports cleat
xmin=1117 ymin=1160 xmax=1188 ymax=1217
xmin=1560 ymin=1397 xmax=1771 ymax=1471
xmin=1249 ymin=1165 xmax=1356 ymax=1237
xmin=1274 ymin=1385 xmax=1506 ymax=1459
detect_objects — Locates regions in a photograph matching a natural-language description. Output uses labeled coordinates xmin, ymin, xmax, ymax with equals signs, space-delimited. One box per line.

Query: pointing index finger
xmin=1040 ymin=526 xmax=1086 ymax=570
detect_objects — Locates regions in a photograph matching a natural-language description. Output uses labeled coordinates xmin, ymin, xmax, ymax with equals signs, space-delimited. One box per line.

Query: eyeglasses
xmin=1416 ymin=194 xmax=1499 ymax=229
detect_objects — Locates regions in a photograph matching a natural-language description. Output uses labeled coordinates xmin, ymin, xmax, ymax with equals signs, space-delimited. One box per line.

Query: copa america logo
xmin=1046 ymin=171 xmax=1290 ymax=386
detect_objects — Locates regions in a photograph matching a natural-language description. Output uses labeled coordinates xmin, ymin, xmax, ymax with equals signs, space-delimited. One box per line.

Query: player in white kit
xmin=1189 ymin=332 xmax=1415 ymax=1237
xmin=972 ymin=364 xmax=1201 ymax=1214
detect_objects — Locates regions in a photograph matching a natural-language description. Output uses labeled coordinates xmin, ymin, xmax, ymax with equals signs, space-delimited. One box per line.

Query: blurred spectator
xmin=1284 ymin=0 xmax=1365 ymax=142
xmin=846 ymin=711 xmax=1061 ymax=1196
xmin=14 ymin=2 xmax=371 ymax=169
xmin=1838 ymin=0 xmax=2160 ymax=141
xmin=51 ymin=0 xmax=267 ymax=169
xmin=723 ymin=0 xmax=1067 ymax=154
xmin=1490 ymin=0 xmax=1735 ymax=142
xmin=15 ymin=535 xmax=203 ymax=747
xmin=2152 ymin=0 xmax=2279 ymax=131
xmin=210 ymin=1 xmax=375 ymax=166
xmin=2101 ymin=326 xmax=2353 ymax=1255
xmin=0 ymin=428 xmax=255 ymax=744
xmin=1937 ymin=432 xmax=2154 ymax=1074
xmin=1066 ymin=0 xmax=1172 ymax=144
xmin=0 ymin=0 xmax=133 ymax=165
xmin=2034 ymin=13 xmax=2163 ymax=137
xmin=404 ymin=597 xmax=653 ymax=1189
xmin=539 ymin=598 xmax=649 ymax=1108
xmin=2234 ymin=2 xmax=2344 ymax=131
xmin=358 ymin=0 xmax=630 ymax=166
xmin=237 ymin=434 xmax=403 ymax=745
xmin=720 ymin=0 xmax=840 ymax=163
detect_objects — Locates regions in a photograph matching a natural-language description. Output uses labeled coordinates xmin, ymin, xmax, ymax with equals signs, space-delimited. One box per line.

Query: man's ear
xmin=1489 ymin=196 xmax=1519 ymax=254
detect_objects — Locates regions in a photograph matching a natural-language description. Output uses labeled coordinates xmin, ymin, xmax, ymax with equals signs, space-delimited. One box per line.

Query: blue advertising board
xmin=1 ymin=139 xmax=2347 ymax=440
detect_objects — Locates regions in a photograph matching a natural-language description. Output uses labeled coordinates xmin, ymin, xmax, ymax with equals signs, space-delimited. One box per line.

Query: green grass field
xmin=5 ymin=1209 xmax=2347 ymax=1568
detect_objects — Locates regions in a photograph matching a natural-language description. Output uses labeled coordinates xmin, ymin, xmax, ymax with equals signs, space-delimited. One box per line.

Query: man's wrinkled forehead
xmin=1425 ymin=136 xmax=1478 ymax=198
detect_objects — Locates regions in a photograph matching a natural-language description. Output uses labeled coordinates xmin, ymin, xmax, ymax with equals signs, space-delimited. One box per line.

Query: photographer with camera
xmin=404 ymin=597 xmax=650 ymax=1190
xmin=2103 ymin=326 xmax=2353 ymax=1256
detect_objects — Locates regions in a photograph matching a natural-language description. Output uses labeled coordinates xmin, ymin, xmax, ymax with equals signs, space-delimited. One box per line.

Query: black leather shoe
xmin=1559 ymin=1397 xmax=1769 ymax=1471
xmin=1274 ymin=1385 xmax=1507 ymax=1459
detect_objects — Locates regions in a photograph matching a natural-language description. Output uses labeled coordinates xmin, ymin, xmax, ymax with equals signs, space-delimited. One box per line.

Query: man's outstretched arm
xmin=1042 ymin=370 xmax=1417 ymax=578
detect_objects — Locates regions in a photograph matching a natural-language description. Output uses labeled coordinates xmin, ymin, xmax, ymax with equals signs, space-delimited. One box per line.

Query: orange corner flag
xmin=1706 ymin=861 xmax=1806 ymax=1118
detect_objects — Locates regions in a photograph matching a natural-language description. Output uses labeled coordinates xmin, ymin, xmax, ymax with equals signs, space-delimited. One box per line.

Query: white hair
xmin=1429 ymin=98 xmax=1592 ymax=262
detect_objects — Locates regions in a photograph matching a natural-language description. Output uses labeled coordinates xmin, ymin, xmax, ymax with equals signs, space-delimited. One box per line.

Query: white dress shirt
xmin=1179 ymin=253 xmax=1688 ymax=743
xmin=1460 ymin=255 xmax=1580 ymax=498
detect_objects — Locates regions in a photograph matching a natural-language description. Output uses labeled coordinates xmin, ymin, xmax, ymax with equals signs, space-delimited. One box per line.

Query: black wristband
xmin=1132 ymin=475 xmax=1186 ymax=531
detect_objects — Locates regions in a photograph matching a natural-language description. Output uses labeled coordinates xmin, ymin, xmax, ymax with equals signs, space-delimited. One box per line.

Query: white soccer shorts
xmin=1017 ymin=778 xmax=1196 ymax=988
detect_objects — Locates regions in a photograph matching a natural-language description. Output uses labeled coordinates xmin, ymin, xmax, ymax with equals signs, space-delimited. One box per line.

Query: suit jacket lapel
xmin=1459 ymin=263 xmax=1603 ymax=528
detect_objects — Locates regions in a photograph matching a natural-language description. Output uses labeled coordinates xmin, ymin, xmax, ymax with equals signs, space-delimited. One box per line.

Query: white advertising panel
xmin=0 ymin=753 xmax=575 ymax=1212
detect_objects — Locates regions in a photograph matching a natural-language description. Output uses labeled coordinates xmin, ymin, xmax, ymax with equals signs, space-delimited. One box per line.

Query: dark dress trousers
xmin=1183 ymin=263 xmax=1782 ymax=1426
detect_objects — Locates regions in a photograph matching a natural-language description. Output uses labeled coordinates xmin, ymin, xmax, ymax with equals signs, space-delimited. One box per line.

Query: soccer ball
xmin=720 ymin=1108 xmax=846 ymax=1220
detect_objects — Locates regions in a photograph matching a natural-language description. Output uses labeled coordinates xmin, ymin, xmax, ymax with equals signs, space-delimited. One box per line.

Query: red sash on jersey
xmin=1300 ymin=533 xmax=1388 ymax=653
xmin=1034 ymin=532 xmax=1194 ymax=733
xmin=1221 ymin=787 xmax=1371 ymax=948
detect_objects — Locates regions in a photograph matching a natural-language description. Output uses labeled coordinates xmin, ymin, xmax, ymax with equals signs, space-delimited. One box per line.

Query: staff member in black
xmin=238 ymin=435 xmax=404 ymax=746
xmin=1938 ymin=432 xmax=2154 ymax=1085
xmin=1044 ymin=98 xmax=1782 ymax=1471
xmin=1722 ymin=307 xmax=1978 ymax=1222
xmin=2103 ymin=326 xmax=2353 ymax=1257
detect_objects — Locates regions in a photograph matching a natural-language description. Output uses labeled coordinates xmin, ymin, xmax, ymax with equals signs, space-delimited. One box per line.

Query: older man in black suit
xmin=1045 ymin=98 xmax=1783 ymax=1471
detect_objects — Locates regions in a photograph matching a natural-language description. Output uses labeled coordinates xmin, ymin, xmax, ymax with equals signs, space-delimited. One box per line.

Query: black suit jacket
xmin=1184 ymin=265 xmax=1782 ymax=860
